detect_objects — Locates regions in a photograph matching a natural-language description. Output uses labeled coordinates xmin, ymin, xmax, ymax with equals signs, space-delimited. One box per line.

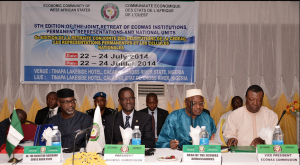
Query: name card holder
xmin=104 ymin=144 xmax=145 ymax=162
xmin=23 ymin=146 xmax=61 ymax=163
xmin=256 ymin=145 xmax=299 ymax=163
xmin=183 ymin=145 xmax=221 ymax=164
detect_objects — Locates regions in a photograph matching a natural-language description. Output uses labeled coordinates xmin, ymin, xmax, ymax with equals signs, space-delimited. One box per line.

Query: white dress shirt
xmin=122 ymin=110 xmax=134 ymax=127
xmin=49 ymin=106 xmax=59 ymax=118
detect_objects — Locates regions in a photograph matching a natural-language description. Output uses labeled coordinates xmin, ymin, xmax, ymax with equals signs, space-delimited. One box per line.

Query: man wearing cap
xmin=86 ymin=92 xmax=115 ymax=126
xmin=35 ymin=92 xmax=61 ymax=125
xmin=47 ymin=88 xmax=93 ymax=148
xmin=156 ymin=89 xmax=217 ymax=149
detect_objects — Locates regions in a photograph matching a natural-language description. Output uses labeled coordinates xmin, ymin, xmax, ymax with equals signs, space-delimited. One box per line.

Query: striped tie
xmin=125 ymin=116 xmax=130 ymax=128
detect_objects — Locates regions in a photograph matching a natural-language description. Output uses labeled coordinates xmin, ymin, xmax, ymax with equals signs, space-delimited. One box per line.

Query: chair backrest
xmin=22 ymin=120 xmax=38 ymax=126
xmin=21 ymin=122 xmax=37 ymax=141
xmin=6 ymin=120 xmax=38 ymax=141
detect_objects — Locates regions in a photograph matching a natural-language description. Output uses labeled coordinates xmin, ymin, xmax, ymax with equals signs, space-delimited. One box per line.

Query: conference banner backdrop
xmin=21 ymin=1 xmax=198 ymax=83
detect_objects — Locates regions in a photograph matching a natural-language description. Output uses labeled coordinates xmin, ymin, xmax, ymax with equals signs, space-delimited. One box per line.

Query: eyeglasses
xmin=59 ymin=99 xmax=77 ymax=105
xmin=191 ymin=102 xmax=205 ymax=106
xmin=120 ymin=97 xmax=135 ymax=102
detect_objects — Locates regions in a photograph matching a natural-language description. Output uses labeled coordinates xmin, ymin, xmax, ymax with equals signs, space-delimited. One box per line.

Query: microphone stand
xmin=73 ymin=132 xmax=80 ymax=165
xmin=190 ymin=101 xmax=193 ymax=128
xmin=111 ymin=108 xmax=118 ymax=144
xmin=84 ymin=132 xmax=89 ymax=152
xmin=277 ymin=110 xmax=286 ymax=126
xmin=37 ymin=110 xmax=51 ymax=146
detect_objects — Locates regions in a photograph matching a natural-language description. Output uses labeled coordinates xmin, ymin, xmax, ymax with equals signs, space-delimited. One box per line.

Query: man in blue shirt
xmin=156 ymin=89 xmax=216 ymax=149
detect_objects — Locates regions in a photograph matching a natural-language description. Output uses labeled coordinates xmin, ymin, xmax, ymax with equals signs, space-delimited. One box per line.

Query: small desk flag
xmin=6 ymin=107 xmax=24 ymax=157
xmin=86 ymin=105 xmax=105 ymax=153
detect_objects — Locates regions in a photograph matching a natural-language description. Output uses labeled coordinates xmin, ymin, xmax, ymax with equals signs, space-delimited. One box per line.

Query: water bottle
xmin=51 ymin=126 xmax=62 ymax=146
xmin=272 ymin=125 xmax=284 ymax=145
xmin=132 ymin=126 xmax=141 ymax=145
xmin=199 ymin=126 xmax=209 ymax=145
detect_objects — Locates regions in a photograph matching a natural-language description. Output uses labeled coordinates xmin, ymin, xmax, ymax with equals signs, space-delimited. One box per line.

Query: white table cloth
xmin=0 ymin=141 xmax=298 ymax=165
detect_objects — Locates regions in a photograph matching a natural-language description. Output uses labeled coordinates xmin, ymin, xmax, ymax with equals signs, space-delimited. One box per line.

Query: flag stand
xmin=8 ymin=151 xmax=19 ymax=163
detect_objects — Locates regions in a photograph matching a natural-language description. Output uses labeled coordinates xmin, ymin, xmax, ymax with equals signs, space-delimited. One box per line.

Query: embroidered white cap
xmin=186 ymin=89 xmax=203 ymax=98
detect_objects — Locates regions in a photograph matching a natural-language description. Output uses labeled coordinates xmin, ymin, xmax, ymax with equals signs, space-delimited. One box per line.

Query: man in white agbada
xmin=215 ymin=96 xmax=243 ymax=144
xmin=223 ymin=85 xmax=278 ymax=147
xmin=86 ymin=105 xmax=105 ymax=153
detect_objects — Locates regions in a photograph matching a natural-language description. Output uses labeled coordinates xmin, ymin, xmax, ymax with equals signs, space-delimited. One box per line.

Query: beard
xmin=65 ymin=108 xmax=75 ymax=115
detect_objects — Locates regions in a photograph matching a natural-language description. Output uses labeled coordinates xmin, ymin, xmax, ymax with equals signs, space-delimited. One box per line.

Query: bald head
xmin=10 ymin=109 xmax=27 ymax=124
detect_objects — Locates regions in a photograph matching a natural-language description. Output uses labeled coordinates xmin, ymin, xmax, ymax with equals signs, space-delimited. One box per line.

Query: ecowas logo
xmin=40 ymin=146 xmax=46 ymax=153
xmin=120 ymin=145 xmax=129 ymax=153
xmin=89 ymin=123 xmax=100 ymax=141
xmin=199 ymin=146 xmax=205 ymax=152
xmin=101 ymin=3 xmax=119 ymax=22
xmin=273 ymin=145 xmax=282 ymax=153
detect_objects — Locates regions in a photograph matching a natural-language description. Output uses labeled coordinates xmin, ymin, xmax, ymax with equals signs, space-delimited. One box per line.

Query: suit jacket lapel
xmin=157 ymin=108 xmax=163 ymax=132
xmin=46 ymin=107 xmax=50 ymax=121
xmin=131 ymin=110 xmax=139 ymax=129
xmin=57 ymin=107 xmax=61 ymax=113
xmin=118 ymin=111 xmax=125 ymax=129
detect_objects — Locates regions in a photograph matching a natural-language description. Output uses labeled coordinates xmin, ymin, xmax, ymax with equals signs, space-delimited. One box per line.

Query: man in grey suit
xmin=140 ymin=93 xmax=169 ymax=142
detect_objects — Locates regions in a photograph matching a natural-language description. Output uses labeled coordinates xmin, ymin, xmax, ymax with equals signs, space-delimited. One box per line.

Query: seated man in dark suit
xmin=140 ymin=93 xmax=169 ymax=142
xmin=0 ymin=109 xmax=27 ymax=147
xmin=35 ymin=92 xmax=61 ymax=125
xmin=104 ymin=87 xmax=155 ymax=148
xmin=48 ymin=88 xmax=93 ymax=148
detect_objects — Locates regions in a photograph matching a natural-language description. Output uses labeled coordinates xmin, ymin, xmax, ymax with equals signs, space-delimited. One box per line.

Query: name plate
xmin=23 ymin=146 xmax=61 ymax=163
xmin=183 ymin=145 xmax=221 ymax=163
xmin=104 ymin=144 xmax=145 ymax=162
xmin=256 ymin=145 xmax=299 ymax=163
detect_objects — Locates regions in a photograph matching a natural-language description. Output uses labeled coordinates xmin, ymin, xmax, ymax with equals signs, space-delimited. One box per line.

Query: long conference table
xmin=0 ymin=141 xmax=298 ymax=165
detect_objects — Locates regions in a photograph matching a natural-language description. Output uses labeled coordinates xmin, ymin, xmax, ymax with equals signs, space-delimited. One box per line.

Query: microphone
xmin=76 ymin=126 xmax=93 ymax=136
xmin=111 ymin=108 xmax=118 ymax=144
xmin=277 ymin=110 xmax=286 ymax=126
xmin=37 ymin=109 xmax=51 ymax=146
xmin=190 ymin=101 xmax=193 ymax=128
xmin=72 ymin=126 xmax=93 ymax=164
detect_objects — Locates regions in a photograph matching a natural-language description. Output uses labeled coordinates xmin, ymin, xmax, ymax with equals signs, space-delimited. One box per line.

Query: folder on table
xmin=230 ymin=146 xmax=256 ymax=153
xmin=33 ymin=124 xmax=54 ymax=146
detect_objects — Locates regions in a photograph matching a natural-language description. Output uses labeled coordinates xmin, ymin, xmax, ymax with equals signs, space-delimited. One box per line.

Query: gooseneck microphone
xmin=77 ymin=126 xmax=93 ymax=136
xmin=277 ymin=110 xmax=286 ymax=126
xmin=111 ymin=108 xmax=118 ymax=144
xmin=190 ymin=101 xmax=193 ymax=128
xmin=73 ymin=125 xmax=93 ymax=165
xmin=37 ymin=109 xmax=51 ymax=146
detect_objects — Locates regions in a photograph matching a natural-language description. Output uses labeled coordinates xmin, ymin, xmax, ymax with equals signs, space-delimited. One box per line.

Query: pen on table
xmin=232 ymin=140 xmax=236 ymax=145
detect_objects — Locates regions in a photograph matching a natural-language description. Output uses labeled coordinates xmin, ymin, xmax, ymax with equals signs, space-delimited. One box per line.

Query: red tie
xmin=151 ymin=112 xmax=155 ymax=137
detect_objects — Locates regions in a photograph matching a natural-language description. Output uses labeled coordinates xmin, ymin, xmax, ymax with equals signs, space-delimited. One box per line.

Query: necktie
xmin=125 ymin=116 xmax=130 ymax=128
xmin=49 ymin=109 xmax=54 ymax=118
xmin=151 ymin=112 xmax=155 ymax=137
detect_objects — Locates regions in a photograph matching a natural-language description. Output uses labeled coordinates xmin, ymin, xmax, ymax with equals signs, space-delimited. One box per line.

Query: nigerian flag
xmin=6 ymin=108 xmax=24 ymax=157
